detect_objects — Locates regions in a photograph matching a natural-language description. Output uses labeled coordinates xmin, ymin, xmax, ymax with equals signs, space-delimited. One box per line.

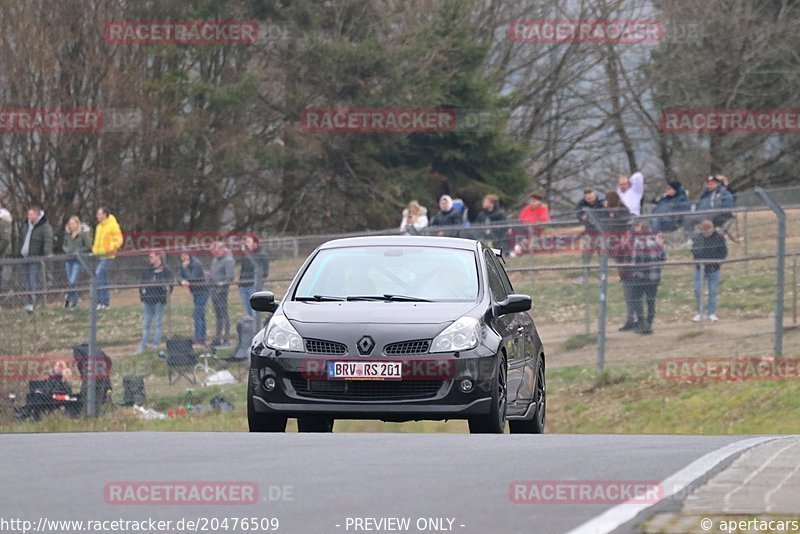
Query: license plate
xmin=327 ymin=361 xmax=402 ymax=381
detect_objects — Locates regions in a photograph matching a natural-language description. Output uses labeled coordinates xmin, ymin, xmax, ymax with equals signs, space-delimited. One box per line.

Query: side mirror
xmin=495 ymin=294 xmax=531 ymax=316
xmin=250 ymin=291 xmax=279 ymax=313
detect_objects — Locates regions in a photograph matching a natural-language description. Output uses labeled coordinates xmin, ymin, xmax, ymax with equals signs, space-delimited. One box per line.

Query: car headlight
xmin=265 ymin=315 xmax=304 ymax=352
xmin=430 ymin=316 xmax=480 ymax=353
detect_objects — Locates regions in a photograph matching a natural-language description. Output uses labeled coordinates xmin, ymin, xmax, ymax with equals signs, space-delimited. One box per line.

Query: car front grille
xmin=383 ymin=340 xmax=430 ymax=356
xmin=305 ymin=339 xmax=347 ymax=355
xmin=289 ymin=378 xmax=443 ymax=401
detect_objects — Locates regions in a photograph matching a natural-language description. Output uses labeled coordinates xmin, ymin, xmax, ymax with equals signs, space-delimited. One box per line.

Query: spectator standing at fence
xmin=474 ymin=194 xmax=507 ymax=248
xmin=617 ymin=172 xmax=644 ymax=216
xmin=691 ymin=219 xmax=728 ymax=322
xmin=631 ymin=220 xmax=666 ymax=335
xmin=0 ymin=205 xmax=12 ymax=294
xmin=62 ymin=216 xmax=92 ymax=309
xmin=600 ymin=192 xmax=638 ymax=331
xmin=136 ymin=250 xmax=173 ymax=354
xmin=92 ymin=207 xmax=123 ymax=310
xmin=179 ymin=249 xmax=209 ymax=346
xmin=238 ymin=235 xmax=270 ymax=319
xmin=518 ymin=193 xmax=550 ymax=225
xmin=430 ymin=195 xmax=461 ymax=236
xmin=210 ymin=241 xmax=235 ymax=348
xmin=512 ymin=193 xmax=551 ymax=255
xmin=18 ymin=206 xmax=53 ymax=312
xmin=576 ymin=189 xmax=606 ymax=282
xmin=683 ymin=176 xmax=735 ymax=236
xmin=651 ymin=181 xmax=690 ymax=233
xmin=399 ymin=200 xmax=429 ymax=234
xmin=598 ymin=191 xmax=632 ymax=232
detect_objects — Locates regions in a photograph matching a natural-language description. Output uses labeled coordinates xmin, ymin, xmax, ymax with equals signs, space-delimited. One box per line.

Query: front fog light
xmin=459 ymin=379 xmax=473 ymax=392
xmin=263 ymin=377 xmax=276 ymax=391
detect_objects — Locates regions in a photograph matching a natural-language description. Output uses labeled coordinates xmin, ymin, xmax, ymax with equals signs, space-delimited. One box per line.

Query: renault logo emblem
xmin=357 ymin=336 xmax=375 ymax=356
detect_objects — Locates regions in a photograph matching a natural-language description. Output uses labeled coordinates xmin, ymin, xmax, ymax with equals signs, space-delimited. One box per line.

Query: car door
xmin=495 ymin=256 xmax=538 ymax=404
xmin=483 ymin=249 xmax=523 ymax=414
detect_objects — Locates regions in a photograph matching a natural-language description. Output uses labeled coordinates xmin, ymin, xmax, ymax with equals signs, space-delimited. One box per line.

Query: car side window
xmin=484 ymin=250 xmax=508 ymax=301
xmin=492 ymin=254 xmax=514 ymax=295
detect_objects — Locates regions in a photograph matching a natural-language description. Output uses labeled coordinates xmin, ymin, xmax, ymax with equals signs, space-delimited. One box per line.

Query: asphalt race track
xmin=0 ymin=433 xmax=769 ymax=534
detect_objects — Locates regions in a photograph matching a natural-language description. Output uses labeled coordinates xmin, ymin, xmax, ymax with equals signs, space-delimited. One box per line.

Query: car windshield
xmin=294 ymin=245 xmax=479 ymax=302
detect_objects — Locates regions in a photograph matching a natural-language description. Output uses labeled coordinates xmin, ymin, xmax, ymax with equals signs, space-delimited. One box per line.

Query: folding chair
xmin=166 ymin=336 xmax=197 ymax=385
xmin=213 ymin=317 xmax=254 ymax=381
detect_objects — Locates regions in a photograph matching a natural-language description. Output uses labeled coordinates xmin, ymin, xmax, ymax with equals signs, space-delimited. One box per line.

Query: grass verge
xmin=3 ymin=362 xmax=800 ymax=435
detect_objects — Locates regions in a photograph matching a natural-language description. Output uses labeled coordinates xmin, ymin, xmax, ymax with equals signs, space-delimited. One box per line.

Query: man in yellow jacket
xmin=92 ymin=207 xmax=123 ymax=309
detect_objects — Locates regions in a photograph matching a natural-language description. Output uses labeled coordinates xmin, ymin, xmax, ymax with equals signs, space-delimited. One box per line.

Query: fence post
xmin=697 ymin=261 xmax=705 ymax=322
xmin=743 ymin=211 xmax=749 ymax=275
xmin=793 ymin=253 xmax=797 ymax=327
xmin=583 ymin=263 xmax=591 ymax=335
xmin=586 ymin=211 xmax=607 ymax=372
xmin=755 ymin=188 xmax=785 ymax=357
xmin=78 ymin=253 xmax=98 ymax=417
xmin=40 ymin=258 xmax=47 ymax=304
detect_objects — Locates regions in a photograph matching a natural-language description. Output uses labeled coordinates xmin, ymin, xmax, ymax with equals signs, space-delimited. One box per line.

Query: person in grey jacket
xmin=209 ymin=241 xmax=235 ymax=347
xmin=19 ymin=206 xmax=53 ymax=312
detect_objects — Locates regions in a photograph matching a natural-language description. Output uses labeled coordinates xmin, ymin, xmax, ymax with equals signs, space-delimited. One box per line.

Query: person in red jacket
xmin=518 ymin=193 xmax=551 ymax=224
xmin=511 ymin=193 xmax=551 ymax=255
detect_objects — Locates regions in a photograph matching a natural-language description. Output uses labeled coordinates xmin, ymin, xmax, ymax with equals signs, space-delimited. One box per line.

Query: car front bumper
xmin=249 ymin=346 xmax=499 ymax=421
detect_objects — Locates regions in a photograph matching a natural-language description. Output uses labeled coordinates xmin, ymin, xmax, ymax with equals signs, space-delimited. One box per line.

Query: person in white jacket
xmin=617 ymin=172 xmax=644 ymax=216
xmin=399 ymin=200 xmax=428 ymax=234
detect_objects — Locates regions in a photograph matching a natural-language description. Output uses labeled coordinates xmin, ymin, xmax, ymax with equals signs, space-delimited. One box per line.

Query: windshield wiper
xmin=346 ymin=294 xmax=431 ymax=302
xmin=295 ymin=295 xmax=346 ymax=302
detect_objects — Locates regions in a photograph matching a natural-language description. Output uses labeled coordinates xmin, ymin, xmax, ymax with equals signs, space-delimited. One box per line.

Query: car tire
xmin=247 ymin=378 xmax=287 ymax=432
xmin=297 ymin=415 xmax=335 ymax=433
xmin=468 ymin=354 xmax=507 ymax=434
xmin=509 ymin=355 xmax=545 ymax=434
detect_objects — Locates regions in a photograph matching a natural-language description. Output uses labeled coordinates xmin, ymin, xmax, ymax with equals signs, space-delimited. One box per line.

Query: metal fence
xmin=0 ymin=187 xmax=798 ymax=418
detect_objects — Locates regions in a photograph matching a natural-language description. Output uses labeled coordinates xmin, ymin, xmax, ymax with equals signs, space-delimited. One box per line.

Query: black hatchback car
xmin=247 ymin=236 xmax=545 ymax=434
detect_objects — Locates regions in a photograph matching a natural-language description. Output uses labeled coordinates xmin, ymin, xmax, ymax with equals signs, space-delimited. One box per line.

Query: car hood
xmin=282 ymin=300 xmax=477 ymax=326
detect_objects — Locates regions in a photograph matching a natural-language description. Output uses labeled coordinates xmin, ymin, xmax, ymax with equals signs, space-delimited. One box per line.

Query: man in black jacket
xmin=238 ymin=235 xmax=269 ymax=319
xmin=136 ymin=251 xmax=173 ymax=353
xmin=576 ymin=189 xmax=606 ymax=282
xmin=19 ymin=206 xmax=53 ymax=312
xmin=473 ymin=194 xmax=507 ymax=249
xmin=691 ymin=219 xmax=727 ymax=322
xmin=179 ymin=249 xmax=208 ymax=345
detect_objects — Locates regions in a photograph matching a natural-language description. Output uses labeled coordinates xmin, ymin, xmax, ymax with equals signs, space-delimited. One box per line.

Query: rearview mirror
xmin=250 ymin=291 xmax=279 ymax=313
xmin=495 ymin=294 xmax=531 ymax=316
